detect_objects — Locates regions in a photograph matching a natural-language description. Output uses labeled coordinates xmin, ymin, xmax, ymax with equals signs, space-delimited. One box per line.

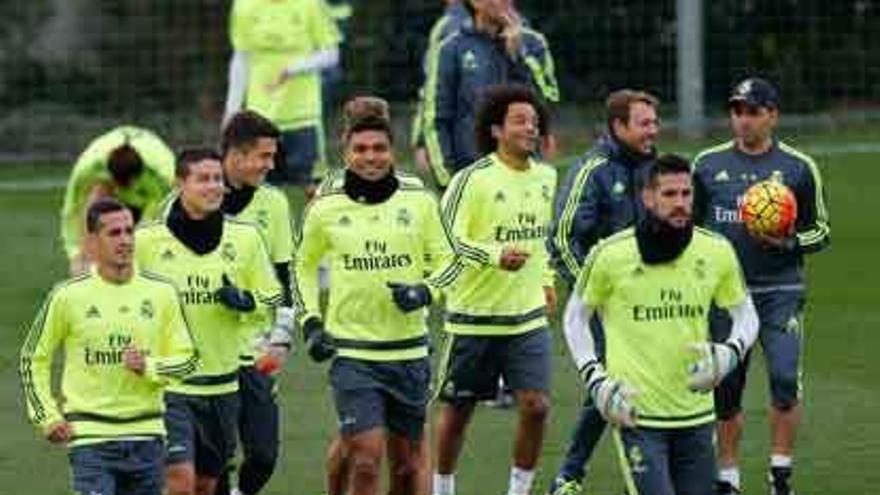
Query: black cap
xmin=728 ymin=78 xmax=779 ymax=110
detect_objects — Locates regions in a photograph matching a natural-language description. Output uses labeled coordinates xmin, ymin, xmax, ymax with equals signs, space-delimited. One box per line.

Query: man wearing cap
xmin=692 ymin=78 xmax=831 ymax=495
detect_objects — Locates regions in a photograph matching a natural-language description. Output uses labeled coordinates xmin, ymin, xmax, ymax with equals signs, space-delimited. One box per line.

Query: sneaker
xmin=769 ymin=467 xmax=795 ymax=495
xmin=716 ymin=480 xmax=742 ymax=494
xmin=546 ymin=477 xmax=582 ymax=495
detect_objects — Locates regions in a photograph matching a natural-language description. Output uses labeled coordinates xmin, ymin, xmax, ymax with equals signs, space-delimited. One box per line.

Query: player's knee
xmin=770 ymin=370 xmax=800 ymax=410
xmin=165 ymin=464 xmax=196 ymax=495
xmin=519 ymin=393 xmax=550 ymax=422
xmin=350 ymin=452 xmax=381 ymax=483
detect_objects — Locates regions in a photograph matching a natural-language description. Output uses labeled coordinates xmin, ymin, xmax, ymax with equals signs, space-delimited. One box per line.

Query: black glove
xmin=386 ymin=282 xmax=433 ymax=313
xmin=302 ymin=317 xmax=336 ymax=363
xmin=214 ymin=274 xmax=256 ymax=312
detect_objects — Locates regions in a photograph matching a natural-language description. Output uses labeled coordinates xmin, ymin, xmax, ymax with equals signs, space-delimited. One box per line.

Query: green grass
xmin=1 ymin=140 xmax=878 ymax=494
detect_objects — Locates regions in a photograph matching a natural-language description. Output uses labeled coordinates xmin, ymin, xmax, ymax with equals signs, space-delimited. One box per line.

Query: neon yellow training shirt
xmin=439 ymin=153 xmax=558 ymax=336
xmin=575 ymin=227 xmax=748 ymax=428
xmin=20 ymin=269 xmax=197 ymax=446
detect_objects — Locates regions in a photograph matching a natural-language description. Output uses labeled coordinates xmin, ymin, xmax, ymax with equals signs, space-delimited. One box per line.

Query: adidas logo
xmin=338 ymin=215 xmax=351 ymax=227
xmin=86 ymin=306 xmax=101 ymax=318
xmin=612 ymin=181 xmax=626 ymax=195
xmin=494 ymin=191 xmax=506 ymax=202
xmin=161 ymin=248 xmax=174 ymax=261
xmin=462 ymin=50 xmax=478 ymax=71
xmin=714 ymin=170 xmax=730 ymax=182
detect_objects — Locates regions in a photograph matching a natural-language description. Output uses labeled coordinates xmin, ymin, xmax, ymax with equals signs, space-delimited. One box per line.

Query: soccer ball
xmin=739 ymin=180 xmax=797 ymax=237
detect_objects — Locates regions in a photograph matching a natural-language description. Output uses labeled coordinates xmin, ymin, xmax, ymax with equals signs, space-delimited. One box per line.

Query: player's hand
xmin=387 ymin=282 xmax=433 ymax=312
xmin=686 ymin=342 xmax=740 ymax=392
xmin=499 ymin=246 xmax=530 ymax=271
xmin=123 ymin=346 xmax=147 ymax=375
xmin=302 ymin=317 xmax=336 ymax=363
xmin=591 ymin=377 xmax=639 ymax=428
xmin=499 ymin=8 xmax=524 ymax=58
xmin=543 ymin=285 xmax=558 ymax=321
xmin=215 ymin=274 xmax=256 ymax=312
xmin=45 ymin=421 xmax=74 ymax=444
xmin=414 ymin=147 xmax=431 ymax=175
xmin=264 ymin=69 xmax=291 ymax=93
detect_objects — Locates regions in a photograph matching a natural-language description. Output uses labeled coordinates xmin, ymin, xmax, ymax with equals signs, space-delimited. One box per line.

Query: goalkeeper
xmin=692 ymin=77 xmax=830 ymax=495
xmin=60 ymin=126 xmax=175 ymax=274
xmin=564 ymin=154 xmax=758 ymax=495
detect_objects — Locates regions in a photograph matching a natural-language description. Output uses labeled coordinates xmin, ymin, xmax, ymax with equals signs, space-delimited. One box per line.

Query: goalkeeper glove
xmin=254 ymin=307 xmax=295 ymax=376
xmin=386 ymin=282 xmax=433 ymax=312
xmin=686 ymin=342 xmax=741 ymax=392
xmin=302 ymin=317 xmax=336 ymax=363
xmin=214 ymin=274 xmax=255 ymax=312
xmin=579 ymin=360 xmax=638 ymax=428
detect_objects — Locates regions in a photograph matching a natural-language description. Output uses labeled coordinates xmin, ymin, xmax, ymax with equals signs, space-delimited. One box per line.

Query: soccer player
xmin=294 ymin=95 xmax=456 ymax=495
xmin=136 ymin=148 xmax=283 ymax=495
xmin=692 ymin=78 xmax=831 ymax=495
xmin=564 ymin=154 xmax=759 ymax=495
xmin=432 ymin=84 xmax=557 ymax=495
xmin=21 ymin=198 xmax=197 ymax=495
xmin=544 ymin=89 xmax=660 ymax=495
xmin=212 ymin=111 xmax=294 ymax=495
xmin=61 ymin=125 xmax=175 ymax=274
xmin=224 ymin=0 xmax=341 ymax=194
xmin=423 ymin=0 xmax=560 ymax=189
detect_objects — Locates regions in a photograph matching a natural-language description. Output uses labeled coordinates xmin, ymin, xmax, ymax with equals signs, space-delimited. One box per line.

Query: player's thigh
xmin=436 ymin=334 xmax=502 ymax=403
xmin=615 ymin=427 xmax=675 ymax=495
xmin=192 ymin=392 xmax=240 ymax=479
xmin=164 ymin=392 xmax=198 ymax=468
xmin=238 ymin=366 xmax=279 ymax=460
xmin=330 ymin=358 xmax=389 ymax=438
xmin=383 ymin=358 xmax=431 ymax=442
xmin=500 ymin=327 xmax=552 ymax=394
xmin=68 ymin=443 xmax=117 ymax=495
xmin=757 ymin=291 xmax=805 ymax=407
xmin=669 ymin=424 xmax=715 ymax=495
xmin=117 ymin=439 xmax=165 ymax=495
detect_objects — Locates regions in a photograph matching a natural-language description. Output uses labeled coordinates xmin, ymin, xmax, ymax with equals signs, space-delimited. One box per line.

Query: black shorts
xmin=330 ymin=357 xmax=431 ymax=441
xmin=164 ymin=392 xmax=240 ymax=477
xmin=437 ymin=327 xmax=552 ymax=403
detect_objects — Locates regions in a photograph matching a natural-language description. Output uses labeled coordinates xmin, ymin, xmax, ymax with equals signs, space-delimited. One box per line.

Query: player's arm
xmin=223 ymin=50 xmax=250 ymax=126
xmin=142 ymin=287 xmax=199 ymax=383
xmin=564 ymin=246 xmax=637 ymax=427
xmin=292 ymin=203 xmax=336 ymax=362
xmin=268 ymin=0 xmax=341 ymax=91
xmin=550 ymin=157 xmax=605 ymax=286
xmin=439 ymin=172 xmax=509 ymax=268
xmin=270 ymin=193 xmax=296 ymax=307
xmin=517 ymin=30 xmax=560 ymax=104
xmin=423 ymin=38 xmax=459 ymax=186
xmin=793 ymin=156 xmax=831 ymax=253
xmin=20 ymin=288 xmax=69 ymax=437
xmin=691 ymin=162 xmax=710 ymax=226
xmin=61 ymin=148 xmax=108 ymax=262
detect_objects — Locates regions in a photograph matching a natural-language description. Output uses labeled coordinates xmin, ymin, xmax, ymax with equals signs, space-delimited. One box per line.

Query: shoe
xmin=768 ymin=467 xmax=795 ymax=495
xmin=546 ymin=477 xmax=582 ymax=495
xmin=716 ymin=480 xmax=742 ymax=494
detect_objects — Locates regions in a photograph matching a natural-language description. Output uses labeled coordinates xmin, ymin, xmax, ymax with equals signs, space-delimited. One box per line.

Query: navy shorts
xmin=437 ymin=327 xmax=552 ymax=403
xmin=615 ymin=423 xmax=715 ymax=495
xmin=266 ymin=126 xmax=324 ymax=186
xmin=69 ymin=439 xmax=164 ymax=495
xmin=164 ymin=392 xmax=240 ymax=477
xmin=711 ymin=290 xmax=805 ymax=418
xmin=330 ymin=357 xmax=431 ymax=441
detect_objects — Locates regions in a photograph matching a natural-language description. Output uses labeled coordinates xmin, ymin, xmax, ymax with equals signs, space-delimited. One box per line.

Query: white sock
xmin=433 ymin=473 xmax=455 ymax=495
xmin=770 ymin=454 xmax=793 ymax=469
xmin=507 ymin=466 xmax=536 ymax=495
xmin=718 ymin=466 xmax=741 ymax=489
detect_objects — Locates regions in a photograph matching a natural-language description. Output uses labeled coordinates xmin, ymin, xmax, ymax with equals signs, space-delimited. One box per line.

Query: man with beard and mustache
xmin=563 ymin=154 xmax=759 ymax=495
xmin=545 ymin=89 xmax=660 ymax=495
xmin=693 ymin=78 xmax=830 ymax=495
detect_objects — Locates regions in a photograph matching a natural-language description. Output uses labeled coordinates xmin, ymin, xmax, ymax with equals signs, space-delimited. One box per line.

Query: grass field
xmin=1 ymin=134 xmax=878 ymax=494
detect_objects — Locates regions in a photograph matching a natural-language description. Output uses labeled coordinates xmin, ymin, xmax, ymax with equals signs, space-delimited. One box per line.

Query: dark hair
xmin=645 ymin=153 xmax=691 ymax=188
xmin=340 ymin=96 xmax=393 ymax=146
xmin=474 ymin=84 xmax=550 ymax=156
xmin=606 ymin=89 xmax=659 ymax=132
xmin=86 ymin=197 xmax=129 ymax=234
xmin=107 ymin=144 xmax=143 ymax=187
xmin=176 ymin=147 xmax=222 ymax=179
xmin=463 ymin=0 xmax=475 ymax=16
xmin=221 ymin=110 xmax=281 ymax=157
